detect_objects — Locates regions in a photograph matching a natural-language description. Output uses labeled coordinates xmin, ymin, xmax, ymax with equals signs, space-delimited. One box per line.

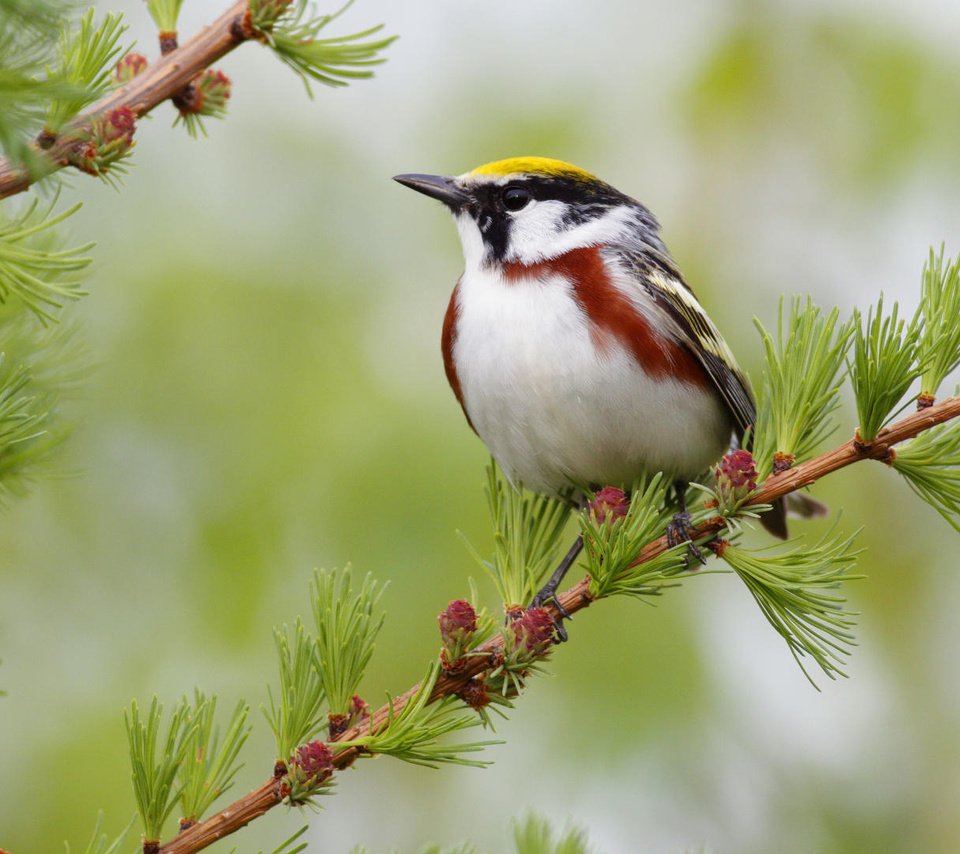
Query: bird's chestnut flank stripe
xmin=441 ymin=279 xmax=475 ymax=433
xmin=503 ymin=245 xmax=712 ymax=387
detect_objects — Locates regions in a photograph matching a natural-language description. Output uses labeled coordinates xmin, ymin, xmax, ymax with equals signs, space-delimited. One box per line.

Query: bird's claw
xmin=666 ymin=510 xmax=707 ymax=566
xmin=528 ymin=587 xmax=571 ymax=643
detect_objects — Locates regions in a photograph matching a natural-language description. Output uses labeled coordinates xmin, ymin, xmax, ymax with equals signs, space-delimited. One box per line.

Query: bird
xmin=394 ymin=156 xmax=786 ymax=604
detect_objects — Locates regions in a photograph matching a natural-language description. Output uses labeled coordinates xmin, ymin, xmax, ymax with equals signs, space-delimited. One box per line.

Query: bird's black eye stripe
xmin=502 ymin=186 xmax=532 ymax=212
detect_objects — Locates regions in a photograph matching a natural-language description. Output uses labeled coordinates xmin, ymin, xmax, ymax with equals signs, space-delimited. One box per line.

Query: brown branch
xmin=158 ymin=777 xmax=283 ymax=854
xmin=0 ymin=1 xmax=250 ymax=200
xmin=159 ymin=394 xmax=960 ymax=854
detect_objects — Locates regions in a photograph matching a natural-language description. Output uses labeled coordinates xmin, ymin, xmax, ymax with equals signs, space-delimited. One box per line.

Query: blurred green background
xmin=3 ymin=1 xmax=960 ymax=851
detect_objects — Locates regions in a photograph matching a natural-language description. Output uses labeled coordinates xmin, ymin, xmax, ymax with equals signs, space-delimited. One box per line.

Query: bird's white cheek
xmin=507 ymin=205 xmax=635 ymax=264
xmin=455 ymin=214 xmax=488 ymax=268
xmin=505 ymin=201 xmax=568 ymax=264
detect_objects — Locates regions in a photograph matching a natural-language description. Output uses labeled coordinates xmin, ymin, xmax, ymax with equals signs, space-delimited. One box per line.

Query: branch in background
xmin=0 ymin=0 xmax=81 ymax=173
xmin=0 ymin=0 xmax=394 ymax=505
xmin=0 ymin=0 xmax=396 ymax=198
xmin=0 ymin=1 xmax=246 ymax=198
xmin=0 ymin=6 xmax=396 ymax=845
xmin=42 ymin=8 xmax=127 ymax=139
xmin=156 ymin=393 xmax=960 ymax=854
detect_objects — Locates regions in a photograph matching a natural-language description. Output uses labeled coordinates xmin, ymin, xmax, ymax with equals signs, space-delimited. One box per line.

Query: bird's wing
xmin=606 ymin=247 xmax=789 ymax=538
xmin=607 ymin=247 xmax=756 ymax=438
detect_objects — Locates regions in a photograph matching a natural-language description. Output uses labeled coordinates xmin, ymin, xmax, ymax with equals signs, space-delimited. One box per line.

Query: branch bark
xmin=157 ymin=394 xmax=960 ymax=854
xmin=0 ymin=1 xmax=249 ymax=200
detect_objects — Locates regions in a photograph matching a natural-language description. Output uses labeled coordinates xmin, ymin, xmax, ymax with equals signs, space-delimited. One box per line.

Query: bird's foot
xmin=666 ymin=510 xmax=707 ymax=566
xmin=524 ymin=534 xmax=583 ymax=643
xmin=528 ymin=583 xmax=571 ymax=643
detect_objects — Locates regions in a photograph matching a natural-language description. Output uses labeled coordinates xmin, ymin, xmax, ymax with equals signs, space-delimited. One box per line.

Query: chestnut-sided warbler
xmin=395 ymin=157 xmax=786 ymax=576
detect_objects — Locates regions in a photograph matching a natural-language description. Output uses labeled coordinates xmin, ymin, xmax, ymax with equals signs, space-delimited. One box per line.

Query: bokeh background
xmin=3 ymin=0 xmax=960 ymax=851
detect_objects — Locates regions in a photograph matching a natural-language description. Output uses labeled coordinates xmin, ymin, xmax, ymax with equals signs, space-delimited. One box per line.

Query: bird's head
xmin=394 ymin=157 xmax=664 ymax=269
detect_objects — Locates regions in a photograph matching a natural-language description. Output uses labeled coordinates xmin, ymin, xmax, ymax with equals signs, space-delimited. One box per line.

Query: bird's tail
xmin=760 ymin=497 xmax=788 ymax=539
xmin=760 ymin=491 xmax=829 ymax=539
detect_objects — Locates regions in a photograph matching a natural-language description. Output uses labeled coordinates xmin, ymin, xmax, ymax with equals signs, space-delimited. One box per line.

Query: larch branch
xmin=159 ymin=394 xmax=960 ymax=854
xmin=0 ymin=1 xmax=249 ymax=200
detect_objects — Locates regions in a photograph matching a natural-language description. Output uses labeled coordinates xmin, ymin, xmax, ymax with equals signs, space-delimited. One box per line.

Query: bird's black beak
xmin=393 ymin=173 xmax=470 ymax=211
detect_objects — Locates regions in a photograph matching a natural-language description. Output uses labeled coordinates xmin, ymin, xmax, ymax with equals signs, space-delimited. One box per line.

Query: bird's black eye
xmin=502 ymin=186 xmax=532 ymax=212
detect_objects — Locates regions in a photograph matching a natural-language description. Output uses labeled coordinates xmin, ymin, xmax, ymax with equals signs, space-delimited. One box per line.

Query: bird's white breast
xmin=452 ymin=265 xmax=732 ymax=494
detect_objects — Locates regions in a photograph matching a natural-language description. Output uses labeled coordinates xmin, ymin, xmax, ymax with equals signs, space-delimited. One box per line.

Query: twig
xmin=158 ymin=394 xmax=960 ymax=854
xmin=0 ymin=1 xmax=249 ymax=200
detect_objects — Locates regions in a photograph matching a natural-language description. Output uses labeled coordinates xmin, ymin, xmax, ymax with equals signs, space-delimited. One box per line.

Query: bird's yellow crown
xmin=469 ymin=156 xmax=598 ymax=183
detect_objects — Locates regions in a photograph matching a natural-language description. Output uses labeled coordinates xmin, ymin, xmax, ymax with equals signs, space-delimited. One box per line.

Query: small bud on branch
xmin=290 ymin=740 xmax=334 ymax=785
xmin=114 ymin=52 xmax=148 ymax=83
xmin=173 ymin=69 xmax=232 ymax=137
xmin=439 ymin=598 xmax=479 ymax=673
xmin=714 ymin=449 xmax=758 ymax=513
xmin=510 ymin=607 xmax=555 ymax=655
xmin=589 ymin=486 xmax=630 ymax=524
